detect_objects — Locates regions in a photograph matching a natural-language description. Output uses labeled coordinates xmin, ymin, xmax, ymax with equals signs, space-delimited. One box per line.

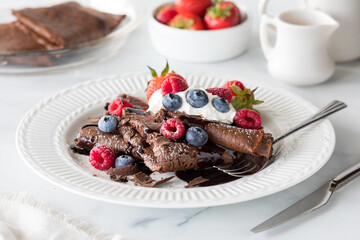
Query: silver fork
xmin=214 ymin=100 xmax=347 ymax=177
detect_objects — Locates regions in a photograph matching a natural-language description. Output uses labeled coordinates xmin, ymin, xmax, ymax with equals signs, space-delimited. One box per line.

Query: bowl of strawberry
xmin=149 ymin=0 xmax=251 ymax=62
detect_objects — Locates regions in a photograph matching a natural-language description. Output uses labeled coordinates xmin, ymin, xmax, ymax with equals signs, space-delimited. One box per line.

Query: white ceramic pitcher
xmin=304 ymin=0 xmax=360 ymax=62
xmin=259 ymin=1 xmax=339 ymax=86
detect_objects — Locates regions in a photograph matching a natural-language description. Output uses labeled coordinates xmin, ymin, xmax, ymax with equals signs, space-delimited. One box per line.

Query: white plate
xmin=16 ymin=73 xmax=335 ymax=208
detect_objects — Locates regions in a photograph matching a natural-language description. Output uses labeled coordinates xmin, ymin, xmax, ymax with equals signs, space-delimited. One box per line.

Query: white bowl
xmin=148 ymin=1 xmax=251 ymax=63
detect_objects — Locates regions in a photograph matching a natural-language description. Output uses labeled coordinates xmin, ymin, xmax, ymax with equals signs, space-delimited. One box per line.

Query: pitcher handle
xmin=303 ymin=0 xmax=317 ymax=9
xmin=258 ymin=0 xmax=270 ymax=16
xmin=259 ymin=15 xmax=276 ymax=60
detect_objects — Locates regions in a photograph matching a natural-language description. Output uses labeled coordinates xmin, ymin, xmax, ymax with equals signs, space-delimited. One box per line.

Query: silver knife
xmin=251 ymin=161 xmax=360 ymax=233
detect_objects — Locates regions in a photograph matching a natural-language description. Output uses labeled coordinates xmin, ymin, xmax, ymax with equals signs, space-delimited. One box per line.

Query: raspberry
xmin=222 ymin=80 xmax=245 ymax=96
xmin=108 ymin=98 xmax=133 ymax=117
xmin=161 ymin=73 xmax=188 ymax=96
xmin=206 ymin=87 xmax=232 ymax=103
xmin=89 ymin=145 xmax=115 ymax=170
xmin=233 ymin=109 xmax=262 ymax=129
xmin=160 ymin=118 xmax=185 ymax=140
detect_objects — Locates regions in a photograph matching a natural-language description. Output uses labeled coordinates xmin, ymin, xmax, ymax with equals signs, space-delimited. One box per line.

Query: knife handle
xmin=333 ymin=162 xmax=360 ymax=190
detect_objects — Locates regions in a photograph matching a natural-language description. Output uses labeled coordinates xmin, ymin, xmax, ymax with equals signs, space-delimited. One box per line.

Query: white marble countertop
xmin=1 ymin=0 xmax=360 ymax=239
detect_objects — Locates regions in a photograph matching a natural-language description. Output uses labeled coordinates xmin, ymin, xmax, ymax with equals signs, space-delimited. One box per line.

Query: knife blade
xmin=251 ymin=180 xmax=335 ymax=233
xmin=251 ymin=161 xmax=360 ymax=233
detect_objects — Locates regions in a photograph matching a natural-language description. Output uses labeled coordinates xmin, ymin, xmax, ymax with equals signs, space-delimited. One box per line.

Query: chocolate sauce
xmin=70 ymin=144 xmax=90 ymax=155
xmin=176 ymin=168 xmax=238 ymax=187
xmin=197 ymin=143 xmax=236 ymax=168
xmin=81 ymin=124 xmax=98 ymax=129
xmin=176 ymin=154 xmax=274 ymax=187
xmin=70 ymin=97 xmax=273 ymax=188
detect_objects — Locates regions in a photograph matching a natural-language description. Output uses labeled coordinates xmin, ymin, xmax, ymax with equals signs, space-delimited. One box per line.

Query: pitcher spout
xmin=317 ymin=12 xmax=339 ymax=35
xmin=321 ymin=20 xmax=339 ymax=35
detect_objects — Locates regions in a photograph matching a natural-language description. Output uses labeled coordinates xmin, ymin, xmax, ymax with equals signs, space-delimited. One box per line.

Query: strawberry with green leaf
xmin=146 ymin=62 xmax=188 ymax=101
xmin=146 ymin=62 xmax=170 ymax=101
xmin=169 ymin=13 xmax=205 ymax=30
xmin=175 ymin=0 xmax=212 ymax=17
xmin=230 ymin=85 xmax=264 ymax=111
xmin=204 ymin=0 xmax=241 ymax=30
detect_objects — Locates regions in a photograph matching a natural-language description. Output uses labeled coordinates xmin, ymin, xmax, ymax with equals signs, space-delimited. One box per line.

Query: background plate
xmin=0 ymin=0 xmax=145 ymax=74
xmin=16 ymin=73 xmax=335 ymax=208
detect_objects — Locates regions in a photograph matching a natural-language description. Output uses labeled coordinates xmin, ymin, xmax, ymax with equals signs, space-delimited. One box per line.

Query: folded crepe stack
xmin=0 ymin=1 xmax=125 ymax=66
xmin=73 ymin=96 xmax=273 ymax=174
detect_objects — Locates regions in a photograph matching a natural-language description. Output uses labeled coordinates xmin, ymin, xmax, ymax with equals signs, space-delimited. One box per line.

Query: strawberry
xmin=204 ymin=0 xmax=241 ymax=30
xmin=169 ymin=13 xmax=205 ymax=30
xmin=156 ymin=4 xmax=177 ymax=25
xmin=230 ymin=86 xmax=264 ymax=111
xmin=222 ymin=80 xmax=245 ymax=96
xmin=206 ymin=87 xmax=232 ymax=103
xmin=146 ymin=62 xmax=171 ymax=101
xmin=175 ymin=0 xmax=212 ymax=17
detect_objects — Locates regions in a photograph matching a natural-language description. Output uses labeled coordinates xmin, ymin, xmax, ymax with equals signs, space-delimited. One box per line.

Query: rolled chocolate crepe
xmin=158 ymin=110 xmax=273 ymax=158
xmin=141 ymin=133 xmax=234 ymax=173
xmin=74 ymin=119 xmax=234 ymax=173
xmin=254 ymin=133 xmax=273 ymax=158
xmin=205 ymin=123 xmax=264 ymax=155
xmin=12 ymin=1 xmax=126 ymax=49
xmin=75 ymin=126 xmax=131 ymax=157
xmin=119 ymin=111 xmax=235 ymax=172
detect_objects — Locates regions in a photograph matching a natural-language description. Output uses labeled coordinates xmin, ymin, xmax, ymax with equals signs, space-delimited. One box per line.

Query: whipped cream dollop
xmin=147 ymin=85 xmax=236 ymax=124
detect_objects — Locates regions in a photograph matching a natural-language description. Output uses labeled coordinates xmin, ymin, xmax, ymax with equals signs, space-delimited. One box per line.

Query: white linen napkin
xmin=0 ymin=191 xmax=122 ymax=240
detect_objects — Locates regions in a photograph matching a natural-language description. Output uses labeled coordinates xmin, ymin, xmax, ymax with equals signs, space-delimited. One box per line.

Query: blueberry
xmin=185 ymin=126 xmax=208 ymax=147
xmin=186 ymin=89 xmax=208 ymax=108
xmin=98 ymin=115 xmax=117 ymax=133
xmin=163 ymin=93 xmax=182 ymax=111
xmin=212 ymin=97 xmax=230 ymax=113
xmin=115 ymin=155 xmax=135 ymax=168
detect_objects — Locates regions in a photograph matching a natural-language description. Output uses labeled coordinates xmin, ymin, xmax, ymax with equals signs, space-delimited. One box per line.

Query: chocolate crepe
xmin=158 ymin=110 xmax=273 ymax=159
xmin=12 ymin=1 xmax=126 ymax=49
xmin=75 ymin=126 xmax=131 ymax=157
xmin=0 ymin=22 xmax=54 ymax=67
xmin=141 ymin=132 xmax=234 ymax=172
xmin=120 ymin=110 xmax=235 ymax=172
xmin=73 ymin=96 xmax=273 ymax=174
xmin=0 ymin=22 xmax=45 ymax=52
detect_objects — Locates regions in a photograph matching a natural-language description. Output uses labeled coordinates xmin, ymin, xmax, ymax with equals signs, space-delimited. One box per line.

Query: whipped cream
xmin=147 ymin=85 xmax=236 ymax=124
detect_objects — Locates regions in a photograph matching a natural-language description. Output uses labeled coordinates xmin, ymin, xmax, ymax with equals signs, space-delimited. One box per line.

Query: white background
xmin=1 ymin=0 xmax=360 ymax=239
